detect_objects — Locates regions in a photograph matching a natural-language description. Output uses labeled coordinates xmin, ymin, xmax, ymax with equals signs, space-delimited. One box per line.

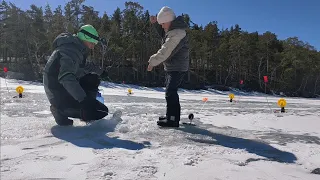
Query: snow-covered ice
xmin=1 ymin=77 xmax=320 ymax=180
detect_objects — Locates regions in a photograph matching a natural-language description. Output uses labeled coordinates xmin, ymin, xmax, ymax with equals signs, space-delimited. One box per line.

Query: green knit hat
xmin=77 ymin=24 xmax=99 ymax=44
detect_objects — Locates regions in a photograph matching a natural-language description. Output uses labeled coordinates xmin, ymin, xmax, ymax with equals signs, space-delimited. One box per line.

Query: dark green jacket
xmin=43 ymin=33 xmax=103 ymax=103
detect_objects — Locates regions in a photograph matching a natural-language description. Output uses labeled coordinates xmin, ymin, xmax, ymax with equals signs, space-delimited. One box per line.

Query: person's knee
xmin=94 ymin=105 xmax=108 ymax=120
xmin=165 ymin=89 xmax=178 ymax=98
xmin=102 ymin=109 xmax=108 ymax=117
xmin=50 ymin=105 xmax=74 ymax=126
xmin=100 ymin=104 xmax=109 ymax=116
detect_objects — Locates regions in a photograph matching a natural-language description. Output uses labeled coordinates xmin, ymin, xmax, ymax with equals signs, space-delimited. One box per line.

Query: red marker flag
xmin=263 ymin=76 xmax=268 ymax=83
xmin=240 ymin=80 xmax=243 ymax=85
xmin=3 ymin=67 xmax=8 ymax=73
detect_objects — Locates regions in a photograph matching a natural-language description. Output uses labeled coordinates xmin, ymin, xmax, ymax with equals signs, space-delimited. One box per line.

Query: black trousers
xmin=165 ymin=71 xmax=186 ymax=121
xmin=50 ymin=74 xmax=108 ymax=120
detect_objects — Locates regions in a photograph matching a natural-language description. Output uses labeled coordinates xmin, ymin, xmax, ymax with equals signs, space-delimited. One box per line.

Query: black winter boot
xmin=50 ymin=105 xmax=73 ymax=126
xmin=157 ymin=116 xmax=179 ymax=127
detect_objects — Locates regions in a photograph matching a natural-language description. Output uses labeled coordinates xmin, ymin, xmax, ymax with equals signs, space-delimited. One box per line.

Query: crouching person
xmin=43 ymin=24 xmax=108 ymax=126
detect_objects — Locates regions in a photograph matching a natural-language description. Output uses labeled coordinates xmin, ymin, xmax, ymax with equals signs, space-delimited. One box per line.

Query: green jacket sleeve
xmin=58 ymin=51 xmax=87 ymax=102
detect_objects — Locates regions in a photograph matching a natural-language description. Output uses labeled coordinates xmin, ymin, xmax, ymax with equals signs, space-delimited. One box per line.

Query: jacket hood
xmin=169 ymin=16 xmax=188 ymax=31
xmin=52 ymin=33 xmax=88 ymax=54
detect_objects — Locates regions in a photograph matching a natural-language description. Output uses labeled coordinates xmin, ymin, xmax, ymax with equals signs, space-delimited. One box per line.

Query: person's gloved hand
xmin=79 ymin=96 xmax=97 ymax=121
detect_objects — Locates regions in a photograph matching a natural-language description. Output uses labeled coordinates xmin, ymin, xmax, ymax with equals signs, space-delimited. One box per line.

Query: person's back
xmin=43 ymin=32 xmax=89 ymax=105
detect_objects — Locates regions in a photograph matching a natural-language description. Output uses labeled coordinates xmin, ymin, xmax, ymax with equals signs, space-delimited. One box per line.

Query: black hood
xmin=52 ymin=33 xmax=89 ymax=55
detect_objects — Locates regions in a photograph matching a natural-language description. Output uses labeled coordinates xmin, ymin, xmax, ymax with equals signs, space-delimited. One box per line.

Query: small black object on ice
xmin=183 ymin=113 xmax=196 ymax=126
xmin=188 ymin=113 xmax=194 ymax=120
xmin=311 ymin=168 xmax=320 ymax=175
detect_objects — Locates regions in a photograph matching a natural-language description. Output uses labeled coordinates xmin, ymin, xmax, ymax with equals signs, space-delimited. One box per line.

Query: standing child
xmin=148 ymin=6 xmax=190 ymax=127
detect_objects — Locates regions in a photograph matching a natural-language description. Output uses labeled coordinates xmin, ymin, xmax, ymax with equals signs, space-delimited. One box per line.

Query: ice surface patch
xmin=118 ymin=125 xmax=130 ymax=133
xmin=1 ymin=77 xmax=320 ymax=180
xmin=84 ymin=110 xmax=123 ymax=130
xmin=88 ymin=118 xmax=121 ymax=131
xmin=32 ymin=110 xmax=51 ymax=115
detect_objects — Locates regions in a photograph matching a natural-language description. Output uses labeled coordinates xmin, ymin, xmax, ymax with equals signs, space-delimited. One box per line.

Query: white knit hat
xmin=157 ymin=6 xmax=176 ymax=24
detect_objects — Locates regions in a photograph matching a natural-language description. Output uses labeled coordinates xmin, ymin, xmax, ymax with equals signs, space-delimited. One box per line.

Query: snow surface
xmin=1 ymin=77 xmax=320 ymax=180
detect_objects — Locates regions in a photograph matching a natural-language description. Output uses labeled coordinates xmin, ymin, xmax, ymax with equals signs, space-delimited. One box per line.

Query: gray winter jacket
xmin=148 ymin=16 xmax=190 ymax=72
xmin=43 ymin=33 xmax=103 ymax=103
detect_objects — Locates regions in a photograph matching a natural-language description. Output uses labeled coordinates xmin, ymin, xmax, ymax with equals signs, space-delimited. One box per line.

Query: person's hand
xmin=150 ymin=15 xmax=157 ymax=24
xmin=147 ymin=64 xmax=153 ymax=71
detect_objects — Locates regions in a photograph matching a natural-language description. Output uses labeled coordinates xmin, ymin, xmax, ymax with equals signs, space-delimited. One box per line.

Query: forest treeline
xmin=0 ymin=0 xmax=319 ymax=97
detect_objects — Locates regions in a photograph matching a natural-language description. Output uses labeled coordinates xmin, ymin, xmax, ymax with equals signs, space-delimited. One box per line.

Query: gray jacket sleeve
xmin=58 ymin=51 xmax=87 ymax=102
xmin=148 ymin=29 xmax=187 ymax=67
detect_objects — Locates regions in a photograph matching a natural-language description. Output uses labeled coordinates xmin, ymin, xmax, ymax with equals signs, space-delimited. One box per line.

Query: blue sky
xmin=8 ymin=0 xmax=320 ymax=50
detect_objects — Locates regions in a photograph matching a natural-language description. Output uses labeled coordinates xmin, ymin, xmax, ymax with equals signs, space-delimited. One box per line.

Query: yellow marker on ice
xmin=277 ymin=98 xmax=287 ymax=113
xmin=229 ymin=93 xmax=235 ymax=102
xmin=277 ymin=98 xmax=286 ymax=107
xmin=16 ymin=86 xmax=24 ymax=98
xmin=127 ymin=88 xmax=133 ymax=95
